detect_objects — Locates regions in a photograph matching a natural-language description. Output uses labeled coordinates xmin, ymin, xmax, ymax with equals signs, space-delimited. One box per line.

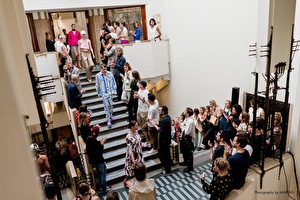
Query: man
xmin=126 ymin=162 xmax=156 ymax=200
xmin=151 ymin=105 xmax=172 ymax=175
xmin=181 ymin=107 xmax=195 ymax=172
xmin=68 ymin=24 xmax=81 ymax=65
xmin=248 ymin=98 xmax=265 ymax=123
xmin=142 ymin=93 xmax=159 ymax=154
xmin=223 ymin=135 xmax=250 ymax=189
xmin=66 ymin=74 xmax=84 ymax=110
xmin=86 ymin=126 xmax=110 ymax=193
xmin=134 ymin=80 xmax=149 ymax=130
xmin=95 ymin=64 xmax=117 ymax=127
xmin=35 ymin=145 xmax=52 ymax=187
xmin=45 ymin=183 xmax=57 ymax=200
xmin=55 ymin=134 xmax=69 ymax=173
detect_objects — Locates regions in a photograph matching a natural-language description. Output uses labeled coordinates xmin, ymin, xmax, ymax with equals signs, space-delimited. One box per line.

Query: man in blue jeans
xmin=86 ymin=126 xmax=110 ymax=193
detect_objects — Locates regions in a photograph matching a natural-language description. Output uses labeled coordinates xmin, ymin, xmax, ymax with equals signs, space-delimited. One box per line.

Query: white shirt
xmin=147 ymin=100 xmax=159 ymax=127
xmin=149 ymin=25 xmax=160 ymax=41
xmin=55 ymin=139 xmax=67 ymax=155
xmin=249 ymin=107 xmax=264 ymax=122
xmin=182 ymin=116 xmax=196 ymax=139
xmin=138 ymin=89 xmax=149 ymax=112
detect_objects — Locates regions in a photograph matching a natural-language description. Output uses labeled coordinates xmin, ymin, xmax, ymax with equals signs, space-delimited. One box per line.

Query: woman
xmin=129 ymin=21 xmax=142 ymax=42
xmin=75 ymin=105 xmax=92 ymax=127
xmin=236 ymin=111 xmax=249 ymax=132
xmin=127 ymin=70 xmax=141 ymax=121
xmin=119 ymin=22 xmax=129 ymax=44
xmin=120 ymin=62 xmax=133 ymax=103
xmin=78 ymin=112 xmax=92 ymax=143
xmin=228 ymin=104 xmax=243 ymax=140
xmin=124 ymin=120 xmax=143 ymax=187
xmin=198 ymin=106 xmax=207 ymax=150
xmin=67 ymin=137 xmax=80 ymax=168
xmin=74 ymin=180 xmax=100 ymax=200
xmin=45 ymin=32 xmax=55 ymax=52
xmin=149 ymin=18 xmax=161 ymax=41
xmin=200 ymin=157 xmax=233 ymax=200
xmin=78 ymin=30 xmax=95 ymax=83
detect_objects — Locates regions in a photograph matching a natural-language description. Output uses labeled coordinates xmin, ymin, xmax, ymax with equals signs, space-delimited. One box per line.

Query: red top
xmin=68 ymin=30 xmax=81 ymax=46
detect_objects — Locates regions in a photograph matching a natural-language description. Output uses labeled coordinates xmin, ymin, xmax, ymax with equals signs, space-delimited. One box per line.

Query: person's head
xmin=159 ymin=105 xmax=169 ymax=116
xmin=71 ymin=74 xmax=79 ymax=83
xmin=78 ymin=104 xmax=88 ymax=113
xmin=199 ymin=106 xmax=206 ymax=114
xmin=213 ymin=157 xmax=230 ymax=174
xmin=124 ymin=62 xmax=132 ymax=72
xmin=45 ymin=183 xmax=56 ymax=200
xmin=102 ymin=25 xmax=110 ymax=33
xmin=79 ymin=112 xmax=89 ymax=125
xmin=101 ymin=64 xmax=108 ymax=75
xmin=105 ymin=33 xmax=112 ymax=41
xmin=232 ymin=104 xmax=242 ymax=116
xmin=171 ymin=119 xmax=175 ymax=126
xmin=114 ymin=21 xmax=120 ymax=28
xmin=193 ymin=108 xmax=199 ymax=116
xmin=106 ymin=190 xmax=120 ymax=200
xmin=109 ymin=26 xmax=116 ymax=33
xmin=148 ymin=93 xmax=156 ymax=103
xmin=105 ymin=20 xmax=112 ymax=27
xmin=71 ymin=24 xmax=76 ymax=30
xmin=62 ymin=29 xmax=67 ymax=34
xmin=132 ymin=70 xmax=141 ymax=81
xmin=233 ymin=135 xmax=248 ymax=149
xmin=134 ymin=21 xmax=140 ymax=29
xmin=78 ymin=180 xmax=91 ymax=196
xmin=225 ymin=100 xmax=231 ymax=109
xmin=239 ymin=111 xmax=250 ymax=124
xmin=45 ymin=32 xmax=52 ymax=39
xmin=59 ymin=34 xmax=66 ymax=42
xmin=209 ymin=100 xmax=217 ymax=108
xmin=134 ymin=162 xmax=147 ymax=181
xmin=185 ymin=107 xmax=193 ymax=117
xmin=91 ymin=125 xmax=100 ymax=137
xmin=216 ymin=130 xmax=229 ymax=144
xmin=255 ymin=117 xmax=263 ymax=131
xmin=128 ymin=120 xmax=138 ymax=131
xmin=180 ymin=112 xmax=185 ymax=122
xmin=115 ymin=47 xmax=124 ymax=56
xmin=139 ymin=80 xmax=147 ymax=89
xmin=149 ymin=18 xmax=156 ymax=27
xmin=67 ymin=137 xmax=74 ymax=144
xmin=58 ymin=134 xmax=63 ymax=141
xmin=80 ymin=30 xmax=87 ymax=38
xmin=109 ymin=38 xmax=116 ymax=45
xmin=250 ymin=98 xmax=261 ymax=108
xmin=120 ymin=22 xmax=126 ymax=28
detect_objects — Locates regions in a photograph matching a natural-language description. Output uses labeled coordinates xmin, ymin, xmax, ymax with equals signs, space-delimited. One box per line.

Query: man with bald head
xmin=67 ymin=74 xmax=84 ymax=109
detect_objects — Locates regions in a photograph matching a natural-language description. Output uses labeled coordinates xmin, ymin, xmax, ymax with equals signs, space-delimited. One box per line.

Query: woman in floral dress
xmin=124 ymin=120 xmax=143 ymax=186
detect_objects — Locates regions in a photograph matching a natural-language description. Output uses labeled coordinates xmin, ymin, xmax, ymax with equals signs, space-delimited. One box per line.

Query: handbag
xmin=209 ymin=115 xmax=219 ymax=126
xmin=196 ymin=123 xmax=203 ymax=133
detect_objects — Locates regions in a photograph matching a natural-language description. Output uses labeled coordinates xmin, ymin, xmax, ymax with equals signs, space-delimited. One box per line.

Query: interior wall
xmin=145 ymin=0 xmax=258 ymax=117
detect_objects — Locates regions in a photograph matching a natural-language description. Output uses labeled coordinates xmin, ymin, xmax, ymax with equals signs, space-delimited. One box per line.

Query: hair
xmin=200 ymin=106 xmax=206 ymax=113
xmin=78 ymin=180 xmax=90 ymax=196
xmin=134 ymin=162 xmax=147 ymax=181
xmin=105 ymin=33 xmax=112 ymax=40
xmin=214 ymin=157 xmax=230 ymax=173
xmin=71 ymin=23 xmax=75 ymax=27
xmin=58 ymin=134 xmax=62 ymax=137
xmin=180 ymin=112 xmax=186 ymax=121
xmin=116 ymin=47 xmax=124 ymax=56
xmin=255 ymin=117 xmax=263 ymax=130
xmin=45 ymin=32 xmax=52 ymax=39
xmin=71 ymin=74 xmax=79 ymax=82
xmin=148 ymin=93 xmax=156 ymax=102
xmin=132 ymin=70 xmax=141 ymax=81
xmin=134 ymin=21 xmax=139 ymax=28
xmin=66 ymin=137 xmax=74 ymax=144
xmin=121 ymin=22 xmax=126 ymax=27
xmin=106 ymin=20 xmax=112 ymax=26
xmin=124 ymin=62 xmax=132 ymax=70
xmin=110 ymin=38 xmax=116 ymax=44
xmin=186 ymin=107 xmax=194 ymax=117
xmin=193 ymin=108 xmax=199 ymax=115
xmin=78 ymin=112 xmax=88 ymax=127
xmin=225 ymin=100 xmax=231 ymax=107
xmin=161 ymin=105 xmax=169 ymax=115
xmin=106 ymin=190 xmax=120 ymax=200
xmin=128 ymin=120 xmax=137 ymax=129
xmin=114 ymin=21 xmax=120 ymax=26
xmin=101 ymin=63 xmax=108 ymax=69
xmin=235 ymin=135 xmax=248 ymax=148
xmin=218 ymin=130 xmax=229 ymax=144
xmin=250 ymin=98 xmax=262 ymax=106
xmin=241 ymin=111 xmax=250 ymax=124
xmin=274 ymin=112 xmax=282 ymax=124
xmin=149 ymin=18 xmax=156 ymax=26
xmin=232 ymin=104 xmax=243 ymax=116
xmin=78 ymin=104 xmax=88 ymax=113
xmin=209 ymin=100 xmax=216 ymax=106
xmin=45 ymin=183 xmax=56 ymax=199
xmin=109 ymin=26 xmax=115 ymax=33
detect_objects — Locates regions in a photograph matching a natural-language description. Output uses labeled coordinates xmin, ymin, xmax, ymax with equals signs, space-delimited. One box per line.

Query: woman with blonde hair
xmin=200 ymin=157 xmax=233 ymax=199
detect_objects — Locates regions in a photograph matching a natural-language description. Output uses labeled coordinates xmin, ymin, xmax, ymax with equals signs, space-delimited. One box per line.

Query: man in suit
xmin=66 ymin=74 xmax=84 ymax=109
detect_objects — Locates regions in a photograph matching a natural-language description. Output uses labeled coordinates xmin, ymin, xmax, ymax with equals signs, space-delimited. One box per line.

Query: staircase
xmin=79 ymin=67 xmax=161 ymax=185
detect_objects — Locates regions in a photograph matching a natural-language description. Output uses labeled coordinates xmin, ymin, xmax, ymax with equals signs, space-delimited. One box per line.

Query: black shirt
xmin=86 ymin=136 xmax=104 ymax=165
xmin=158 ymin=115 xmax=172 ymax=144
xmin=228 ymin=150 xmax=249 ymax=189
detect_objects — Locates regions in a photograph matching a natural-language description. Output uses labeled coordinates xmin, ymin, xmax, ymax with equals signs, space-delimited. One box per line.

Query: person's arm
xmin=95 ymin=74 xmax=102 ymax=97
xmin=200 ymin=175 xmax=217 ymax=194
xmin=208 ymin=141 xmax=214 ymax=161
xmin=156 ymin=26 xmax=162 ymax=40
xmin=105 ymin=46 xmax=115 ymax=58
xmin=88 ymin=40 xmax=95 ymax=59
xmin=115 ymin=57 xmax=126 ymax=71
xmin=77 ymin=40 xmax=81 ymax=61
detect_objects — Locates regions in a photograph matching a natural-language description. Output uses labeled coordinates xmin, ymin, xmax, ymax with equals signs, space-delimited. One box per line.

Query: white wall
xmin=146 ymin=0 xmax=258 ymax=117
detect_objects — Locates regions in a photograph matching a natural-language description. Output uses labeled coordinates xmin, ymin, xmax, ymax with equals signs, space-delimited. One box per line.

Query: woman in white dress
xmin=149 ymin=18 xmax=162 ymax=41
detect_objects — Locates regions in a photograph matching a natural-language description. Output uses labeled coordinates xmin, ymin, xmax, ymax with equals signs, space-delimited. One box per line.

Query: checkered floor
xmin=98 ymin=160 xmax=213 ymax=200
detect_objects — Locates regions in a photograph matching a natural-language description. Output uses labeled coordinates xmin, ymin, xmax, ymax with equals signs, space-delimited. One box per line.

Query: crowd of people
xmin=40 ymin=18 xmax=285 ymax=200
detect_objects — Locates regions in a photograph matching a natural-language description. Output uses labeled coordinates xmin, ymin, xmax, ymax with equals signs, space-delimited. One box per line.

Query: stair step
xmin=95 ymin=120 xmax=129 ymax=133
xmin=90 ymin=113 xmax=128 ymax=127
xmin=88 ymin=101 xmax=125 ymax=111
xmin=103 ymin=146 xmax=126 ymax=161
xmin=104 ymin=138 xmax=126 ymax=151
xmin=90 ymin=106 xmax=127 ymax=119
xmin=97 ymin=128 xmax=128 ymax=142
xmin=106 ymin=158 xmax=161 ymax=184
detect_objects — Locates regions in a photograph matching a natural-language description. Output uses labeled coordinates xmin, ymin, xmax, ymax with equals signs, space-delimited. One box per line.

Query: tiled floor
xmin=98 ymin=150 xmax=213 ymax=200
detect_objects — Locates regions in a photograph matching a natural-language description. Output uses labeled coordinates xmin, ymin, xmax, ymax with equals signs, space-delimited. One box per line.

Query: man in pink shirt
xmin=68 ymin=24 xmax=81 ymax=66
